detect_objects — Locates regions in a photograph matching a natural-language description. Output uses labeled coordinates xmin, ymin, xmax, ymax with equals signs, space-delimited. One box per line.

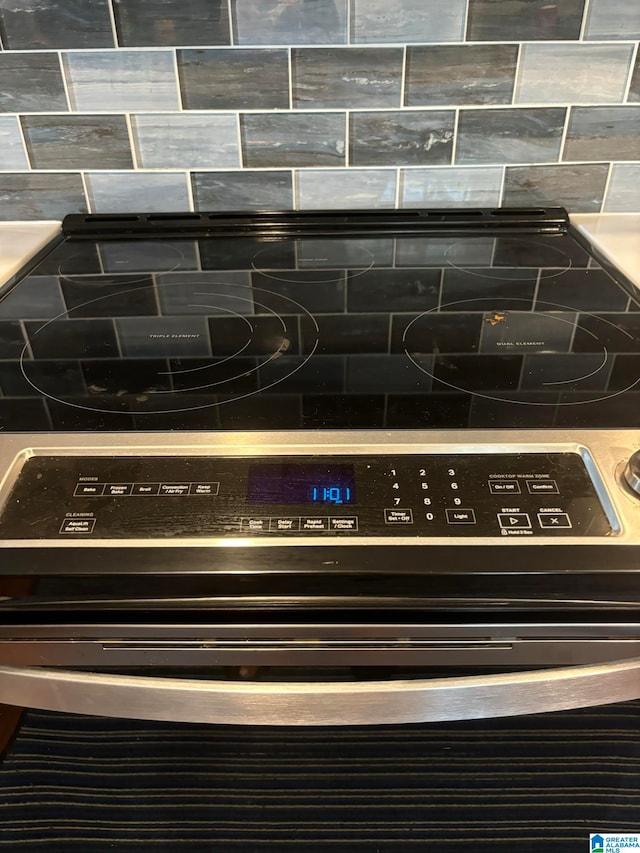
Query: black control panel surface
xmin=0 ymin=453 xmax=613 ymax=540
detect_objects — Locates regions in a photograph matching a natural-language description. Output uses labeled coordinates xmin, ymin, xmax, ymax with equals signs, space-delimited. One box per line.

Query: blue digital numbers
xmin=311 ymin=486 xmax=352 ymax=504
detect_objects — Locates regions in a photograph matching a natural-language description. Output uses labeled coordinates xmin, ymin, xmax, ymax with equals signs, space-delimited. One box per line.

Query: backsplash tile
xmin=292 ymin=48 xmax=403 ymax=109
xmin=297 ymin=169 xmax=396 ymax=209
xmin=455 ymin=107 xmax=566 ymax=165
xmin=132 ymin=114 xmax=239 ymax=168
xmin=112 ymin=0 xmax=230 ymax=47
xmin=63 ymin=51 xmax=180 ymax=111
xmin=401 ymin=167 xmax=503 ymax=207
xmin=467 ymin=0 xmax=586 ymax=41
xmin=178 ymin=49 xmax=289 ymax=110
xmin=0 ymin=53 xmax=67 ymax=112
xmin=22 ymin=115 xmax=133 ymax=169
xmin=351 ymin=0 xmax=466 ymax=44
xmin=0 ymin=1 xmax=637 ymax=219
xmin=232 ymin=0 xmax=346 ymax=45
xmin=405 ymin=45 xmax=518 ymax=106
xmin=241 ymin=113 xmax=346 ymax=168
xmin=503 ymin=164 xmax=610 ymax=213
xmin=0 ymin=116 xmax=28 ymax=169
xmin=86 ymin=171 xmax=190 ymax=212
xmin=563 ymin=106 xmax=640 ymax=161
xmin=584 ymin=0 xmax=640 ymax=40
xmin=515 ymin=43 xmax=634 ymax=104
xmin=0 ymin=0 xmax=114 ymax=50
xmin=603 ymin=163 xmax=640 ymax=211
xmin=350 ymin=110 xmax=454 ymax=166
xmin=192 ymin=171 xmax=294 ymax=211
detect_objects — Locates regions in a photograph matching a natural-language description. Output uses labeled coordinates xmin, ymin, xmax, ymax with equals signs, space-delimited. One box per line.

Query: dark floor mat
xmin=0 ymin=703 xmax=639 ymax=851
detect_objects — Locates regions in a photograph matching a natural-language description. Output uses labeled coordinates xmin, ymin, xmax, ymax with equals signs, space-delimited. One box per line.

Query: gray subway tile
xmin=0 ymin=116 xmax=28 ymax=169
xmin=293 ymin=48 xmax=402 ymax=109
xmin=0 ymin=0 xmax=114 ymax=49
xmin=0 ymin=173 xmax=87 ymax=220
xmin=232 ymin=0 xmax=346 ymax=45
xmin=86 ymin=172 xmax=190 ymax=213
xmin=603 ymin=164 xmax=640 ymax=211
xmin=178 ymin=49 xmax=289 ymax=110
xmin=132 ymin=114 xmax=239 ymax=168
xmin=401 ymin=167 xmax=503 ymax=207
xmin=0 ymin=53 xmax=67 ymax=112
xmin=241 ymin=113 xmax=345 ymax=168
xmin=456 ymin=108 xmax=565 ymax=165
xmin=563 ymin=106 xmax=640 ymax=161
xmin=352 ymin=0 xmax=465 ymax=43
xmin=503 ymin=164 xmax=609 ymax=213
xmin=515 ymin=43 xmax=634 ymax=104
xmin=350 ymin=110 xmax=454 ymax=167
xmin=467 ymin=0 xmax=586 ymax=41
xmin=405 ymin=44 xmax=517 ymax=106
xmin=63 ymin=51 xmax=179 ymax=111
xmin=192 ymin=171 xmax=293 ymax=211
xmin=297 ymin=169 xmax=396 ymax=209
xmin=22 ymin=115 xmax=133 ymax=170
xmin=584 ymin=0 xmax=640 ymax=39
xmin=113 ymin=0 xmax=230 ymax=46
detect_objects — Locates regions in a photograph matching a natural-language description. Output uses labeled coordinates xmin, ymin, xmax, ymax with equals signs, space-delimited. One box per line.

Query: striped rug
xmin=0 ymin=702 xmax=639 ymax=851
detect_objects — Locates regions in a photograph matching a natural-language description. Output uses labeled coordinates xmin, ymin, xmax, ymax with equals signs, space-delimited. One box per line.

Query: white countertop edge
xmin=0 ymin=221 xmax=62 ymax=286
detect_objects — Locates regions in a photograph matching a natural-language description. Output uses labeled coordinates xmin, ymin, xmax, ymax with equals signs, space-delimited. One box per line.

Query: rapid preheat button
xmin=301 ymin=517 xmax=330 ymax=531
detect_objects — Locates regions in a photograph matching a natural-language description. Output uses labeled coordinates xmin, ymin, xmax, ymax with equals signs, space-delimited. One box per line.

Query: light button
xmin=446 ymin=508 xmax=476 ymax=524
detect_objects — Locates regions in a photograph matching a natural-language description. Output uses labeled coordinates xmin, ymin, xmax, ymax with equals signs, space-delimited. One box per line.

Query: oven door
xmin=2 ymin=572 xmax=640 ymax=725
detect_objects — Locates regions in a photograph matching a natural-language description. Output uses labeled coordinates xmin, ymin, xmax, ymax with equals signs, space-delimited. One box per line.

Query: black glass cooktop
xmin=1 ymin=209 xmax=639 ymax=432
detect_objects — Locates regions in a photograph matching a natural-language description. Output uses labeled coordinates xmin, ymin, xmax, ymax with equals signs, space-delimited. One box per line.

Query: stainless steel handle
xmin=2 ymin=657 xmax=640 ymax=725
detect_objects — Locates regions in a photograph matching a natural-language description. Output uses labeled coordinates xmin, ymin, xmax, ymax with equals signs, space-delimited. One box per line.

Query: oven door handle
xmin=2 ymin=657 xmax=640 ymax=724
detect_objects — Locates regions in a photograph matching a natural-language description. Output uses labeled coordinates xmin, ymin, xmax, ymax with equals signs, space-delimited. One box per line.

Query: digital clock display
xmin=247 ymin=463 xmax=356 ymax=505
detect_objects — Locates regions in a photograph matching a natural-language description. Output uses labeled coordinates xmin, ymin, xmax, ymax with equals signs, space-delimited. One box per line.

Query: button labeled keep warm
xmin=498 ymin=512 xmax=531 ymax=529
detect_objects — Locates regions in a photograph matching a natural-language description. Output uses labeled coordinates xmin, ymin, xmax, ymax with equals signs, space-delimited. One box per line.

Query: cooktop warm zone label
xmin=0 ymin=452 xmax=614 ymax=540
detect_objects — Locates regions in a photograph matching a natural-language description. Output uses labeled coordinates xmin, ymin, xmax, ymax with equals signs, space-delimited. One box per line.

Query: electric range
xmin=1 ymin=207 xmax=640 ymax=725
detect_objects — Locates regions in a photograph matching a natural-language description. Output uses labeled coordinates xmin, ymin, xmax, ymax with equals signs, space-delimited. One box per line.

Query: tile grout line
xmin=288 ymin=46 xmax=294 ymax=110
xmin=171 ymin=48 xmax=185 ymax=111
xmin=57 ymin=51 xmax=74 ymax=112
xmin=14 ymin=115 xmax=32 ymax=171
xmin=226 ymin=0 xmax=234 ymax=44
xmin=599 ymin=161 xmax=615 ymax=213
xmin=292 ymin=168 xmax=299 ymax=210
xmin=400 ymin=44 xmax=408 ymax=108
xmin=185 ymin=170 xmax=196 ymax=213
xmin=462 ymin=0 xmax=470 ymax=40
xmin=124 ymin=113 xmax=140 ymax=169
xmin=394 ymin=167 xmax=402 ymax=209
xmin=557 ymin=104 xmax=573 ymax=163
xmin=105 ymin=0 xmax=120 ymax=48
xmin=235 ymin=111 xmax=244 ymax=168
xmin=344 ymin=111 xmax=350 ymax=167
xmin=578 ymin=0 xmax=592 ymax=41
xmin=497 ymin=165 xmax=506 ymax=206
xmin=79 ymin=171 xmax=93 ymax=213
xmin=622 ymin=41 xmax=639 ymax=103
xmin=451 ymin=107 xmax=460 ymax=167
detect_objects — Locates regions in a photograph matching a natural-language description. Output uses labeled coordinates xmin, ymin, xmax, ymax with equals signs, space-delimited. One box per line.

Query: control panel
xmin=0 ymin=453 xmax=614 ymax=539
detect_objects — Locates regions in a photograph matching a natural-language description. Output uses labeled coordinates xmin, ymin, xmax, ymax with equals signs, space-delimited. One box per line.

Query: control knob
xmin=623 ymin=450 xmax=640 ymax=497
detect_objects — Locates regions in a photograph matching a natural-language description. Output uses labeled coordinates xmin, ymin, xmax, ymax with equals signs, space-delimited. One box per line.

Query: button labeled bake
xmin=74 ymin=483 xmax=105 ymax=497
xmin=538 ymin=512 xmax=571 ymax=528
xmin=527 ymin=480 xmax=559 ymax=494
xmin=489 ymin=480 xmax=521 ymax=494
xmin=446 ymin=508 xmax=476 ymax=524
xmin=384 ymin=508 xmax=414 ymax=524
xmin=498 ymin=512 xmax=531 ymax=529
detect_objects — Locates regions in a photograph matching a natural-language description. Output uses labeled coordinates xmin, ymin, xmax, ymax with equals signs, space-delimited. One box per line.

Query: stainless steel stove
xmin=1 ymin=207 xmax=640 ymax=725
